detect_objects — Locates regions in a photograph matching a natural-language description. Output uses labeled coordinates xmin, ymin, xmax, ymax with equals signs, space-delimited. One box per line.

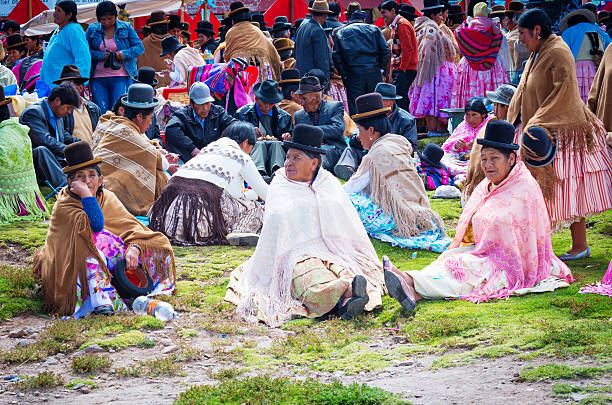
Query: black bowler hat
xmin=133 ymin=66 xmax=159 ymax=88
xmin=5 ymin=34 xmax=25 ymax=50
xmin=160 ymin=35 xmax=185 ymax=56
xmin=253 ymin=79 xmax=283 ymax=104
xmin=294 ymin=76 xmax=325 ymax=95
xmin=275 ymin=16 xmax=289 ymax=24
xmin=279 ymin=69 xmax=300 ymax=87
xmin=63 ymin=141 xmax=102 ymax=174
xmin=168 ymin=14 xmax=181 ymax=30
xmin=421 ymin=0 xmax=444 ymax=13
xmin=271 ymin=21 xmax=292 ymax=33
xmin=375 ymin=82 xmax=402 ymax=100
xmin=477 ymin=120 xmax=519 ymax=150
xmin=522 ymin=126 xmax=556 ymax=167
xmin=351 ymin=92 xmax=391 ymax=121
xmin=418 ymin=143 xmax=445 ymax=169
xmin=283 ymin=124 xmax=327 ymax=155
xmin=196 ymin=21 xmax=215 ymax=36
xmin=251 ymin=13 xmax=268 ymax=30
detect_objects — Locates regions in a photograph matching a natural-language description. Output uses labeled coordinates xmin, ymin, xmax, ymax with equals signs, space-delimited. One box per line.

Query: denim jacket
xmin=85 ymin=20 xmax=144 ymax=78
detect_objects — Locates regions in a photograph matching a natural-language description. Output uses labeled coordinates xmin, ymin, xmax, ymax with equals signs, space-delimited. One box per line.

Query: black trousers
xmin=32 ymin=146 xmax=66 ymax=189
xmin=344 ymin=68 xmax=383 ymax=116
xmin=392 ymin=68 xmax=417 ymax=112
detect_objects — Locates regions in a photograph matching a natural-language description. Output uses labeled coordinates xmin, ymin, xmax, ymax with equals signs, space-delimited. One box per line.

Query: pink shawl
xmin=448 ymin=161 xmax=573 ymax=302
xmin=442 ymin=114 xmax=492 ymax=154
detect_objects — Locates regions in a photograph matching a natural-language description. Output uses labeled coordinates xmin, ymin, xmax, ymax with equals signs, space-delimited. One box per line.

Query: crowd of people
xmin=0 ymin=0 xmax=611 ymax=325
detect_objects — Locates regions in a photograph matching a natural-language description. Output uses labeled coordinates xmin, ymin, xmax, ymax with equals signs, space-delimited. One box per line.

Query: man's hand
xmin=191 ymin=147 xmax=200 ymax=158
xmin=69 ymin=180 xmax=92 ymax=199
xmin=282 ymin=132 xmax=291 ymax=141
xmin=166 ymin=153 xmax=179 ymax=165
xmin=167 ymin=164 xmax=179 ymax=175
xmin=254 ymin=127 xmax=264 ymax=141
xmin=125 ymin=245 xmax=140 ymax=270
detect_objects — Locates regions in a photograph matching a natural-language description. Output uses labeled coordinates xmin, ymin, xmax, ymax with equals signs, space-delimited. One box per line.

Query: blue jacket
xmin=234 ymin=103 xmax=293 ymax=140
xmin=40 ymin=23 xmax=91 ymax=89
xmin=294 ymin=99 xmax=345 ymax=150
xmin=85 ymin=20 xmax=144 ymax=78
xmin=295 ymin=18 xmax=332 ymax=80
xmin=332 ymin=22 xmax=390 ymax=77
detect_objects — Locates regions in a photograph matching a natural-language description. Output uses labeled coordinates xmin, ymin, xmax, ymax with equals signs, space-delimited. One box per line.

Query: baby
xmin=468 ymin=2 xmax=501 ymax=36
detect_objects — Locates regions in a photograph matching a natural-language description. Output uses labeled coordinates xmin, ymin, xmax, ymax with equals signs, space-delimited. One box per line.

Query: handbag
xmin=102 ymin=38 xmax=122 ymax=70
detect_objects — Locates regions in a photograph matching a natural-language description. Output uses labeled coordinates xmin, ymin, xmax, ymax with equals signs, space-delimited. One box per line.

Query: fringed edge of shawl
xmin=528 ymin=108 xmax=601 ymax=154
xmin=365 ymin=158 xmax=447 ymax=237
xmin=0 ymin=188 xmax=48 ymax=225
xmin=134 ymin=241 xmax=176 ymax=286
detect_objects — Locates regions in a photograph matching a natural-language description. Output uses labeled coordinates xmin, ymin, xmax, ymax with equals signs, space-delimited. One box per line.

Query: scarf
xmin=439 ymin=22 xmax=461 ymax=64
xmin=353 ymin=134 xmax=445 ymax=237
xmin=448 ymin=161 xmax=573 ymax=303
xmin=414 ymin=17 xmax=455 ymax=87
xmin=588 ymin=44 xmax=612 ymax=132
xmin=442 ymin=114 xmax=492 ymax=154
xmin=173 ymin=46 xmax=206 ymax=86
xmin=35 ymin=188 xmax=175 ymax=315
xmin=455 ymin=21 xmax=502 ymax=71
xmin=0 ymin=118 xmax=47 ymax=224
xmin=137 ymin=34 xmax=170 ymax=88
xmin=225 ymin=168 xmax=384 ymax=327
xmin=223 ymin=21 xmax=282 ymax=81
xmin=92 ymin=112 xmax=168 ymax=216
xmin=507 ymin=34 xmax=602 ymax=200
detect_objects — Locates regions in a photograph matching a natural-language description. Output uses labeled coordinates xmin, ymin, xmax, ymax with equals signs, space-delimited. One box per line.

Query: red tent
xmin=8 ymin=0 xmax=49 ymax=25
xmin=264 ymin=0 xmax=309 ymax=25
xmin=182 ymin=8 xmax=222 ymax=39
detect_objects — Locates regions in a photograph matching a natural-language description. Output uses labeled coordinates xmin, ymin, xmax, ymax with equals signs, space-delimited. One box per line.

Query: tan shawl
xmin=414 ymin=16 xmax=455 ymax=87
xmin=173 ymin=46 xmax=206 ymax=86
xmin=35 ymin=188 xmax=175 ymax=315
xmin=137 ymin=33 xmax=171 ymax=88
xmin=463 ymin=121 xmax=488 ymax=198
xmin=507 ymin=34 xmax=601 ymax=199
xmin=224 ymin=21 xmax=282 ymax=81
xmin=93 ymin=113 xmax=168 ymax=216
xmin=353 ymin=134 xmax=445 ymax=236
xmin=439 ymin=22 xmax=461 ymax=64
xmin=278 ymin=99 xmax=302 ymax=125
xmin=588 ymin=44 xmax=612 ymax=132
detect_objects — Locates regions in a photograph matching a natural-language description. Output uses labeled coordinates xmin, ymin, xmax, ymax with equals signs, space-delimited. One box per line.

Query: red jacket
xmin=390 ymin=16 xmax=418 ymax=71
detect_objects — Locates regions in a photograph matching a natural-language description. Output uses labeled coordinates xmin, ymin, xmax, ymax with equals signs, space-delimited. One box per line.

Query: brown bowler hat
xmin=63 ymin=141 xmax=102 ymax=174
xmin=351 ymin=93 xmax=391 ymax=121
xmin=53 ymin=64 xmax=89 ymax=85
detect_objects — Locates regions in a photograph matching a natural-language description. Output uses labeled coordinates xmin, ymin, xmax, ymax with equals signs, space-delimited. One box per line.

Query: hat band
xmin=279 ymin=78 xmax=300 ymax=84
xmin=62 ymin=157 xmax=103 ymax=174
xmin=228 ymin=7 xmax=250 ymax=16
xmin=351 ymin=107 xmax=391 ymax=120
xmin=7 ymin=41 xmax=26 ymax=49
xmin=148 ymin=20 xmax=169 ymax=26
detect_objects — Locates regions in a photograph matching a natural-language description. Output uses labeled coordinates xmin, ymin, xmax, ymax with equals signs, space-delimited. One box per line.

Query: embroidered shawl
xmin=588 ymin=44 xmax=612 ymax=132
xmin=224 ymin=168 xmax=384 ymax=327
xmin=353 ymin=134 xmax=445 ymax=237
xmin=442 ymin=114 xmax=492 ymax=154
xmin=92 ymin=112 xmax=168 ymax=216
xmin=137 ymin=34 xmax=170 ymax=88
xmin=448 ymin=161 xmax=573 ymax=303
xmin=35 ymin=188 xmax=175 ymax=315
xmin=414 ymin=17 xmax=456 ymax=87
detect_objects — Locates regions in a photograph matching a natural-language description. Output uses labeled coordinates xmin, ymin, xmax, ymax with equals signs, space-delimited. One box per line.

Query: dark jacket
xmin=295 ymin=18 xmax=332 ymax=80
xmin=62 ymin=99 xmax=101 ymax=136
xmin=332 ymin=22 xmax=390 ymax=78
xmin=165 ymin=104 xmax=235 ymax=162
xmin=19 ymin=100 xmax=79 ymax=158
xmin=145 ymin=114 xmax=163 ymax=144
xmin=389 ymin=105 xmax=417 ymax=153
xmin=234 ymin=103 xmax=293 ymax=140
xmin=201 ymin=38 xmax=219 ymax=54
xmin=294 ymin=99 xmax=345 ymax=150
xmin=325 ymin=17 xmax=343 ymax=30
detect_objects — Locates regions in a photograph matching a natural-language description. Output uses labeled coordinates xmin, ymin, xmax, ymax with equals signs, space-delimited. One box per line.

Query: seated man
xmin=165 ymin=82 xmax=235 ymax=163
xmin=274 ymin=38 xmax=295 ymax=70
xmin=235 ymin=79 xmax=292 ymax=178
xmin=277 ymin=68 xmax=303 ymax=123
xmin=159 ymin=35 xmax=206 ymax=88
xmin=293 ymin=76 xmax=345 ymax=171
xmin=334 ymin=82 xmax=417 ymax=180
xmin=56 ymin=65 xmax=101 ymax=145
xmin=19 ymin=83 xmax=81 ymax=188
xmin=225 ymin=124 xmax=385 ymax=326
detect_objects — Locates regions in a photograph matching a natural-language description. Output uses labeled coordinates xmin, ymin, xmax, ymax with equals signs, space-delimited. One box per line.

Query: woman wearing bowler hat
xmin=415 ymin=143 xmax=454 ymax=190
xmin=225 ymin=124 xmax=386 ymax=325
xmin=382 ymin=121 xmax=573 ymax=313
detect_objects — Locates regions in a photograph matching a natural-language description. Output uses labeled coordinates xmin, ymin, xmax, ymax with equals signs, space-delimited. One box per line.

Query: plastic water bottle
xmin=132 ymin=296 xmax=177 ymax=321
xmin=203 ymin=49 xmax=214 ymax=65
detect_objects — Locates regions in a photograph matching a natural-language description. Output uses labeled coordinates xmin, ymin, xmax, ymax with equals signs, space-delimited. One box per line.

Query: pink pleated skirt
xmin=576 ymin=60 xmax=597 ymax=105
xmin=451 ymin=57 xmax=509 ymax=109
xmin=408 ymin=60 xmax=456 ymax=118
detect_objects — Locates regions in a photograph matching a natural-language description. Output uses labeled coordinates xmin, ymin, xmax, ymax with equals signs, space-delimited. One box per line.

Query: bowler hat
xmin=522 ymin=126 xmax=556 ymax=167
xmin=486 ymin=84 xmax=516 ymax=106
xmin=283 ymin=124 xmax=327 ymax=155
xmin=0 ymin=86 xmax=12 ymax=107
xmin=160 ymin=35 xmax=186 ymax=56
xmin=477 ymin=120 xmax=519 ymax=150
xmin=351 ymin=93 xmax=391 ymax=121
xmin=5 ymin=34 xmax=25 ymax=50
xmin=275 ymin=16 xmax=289 ymax=23
xmin=148 ymin=11 xmax=168 ymax=27
xmin=253 ymin=79 xmax=283 ymax=104
xmin=309 ymin=0 xmax=334 ymax=15
xmin=449 ymin=4 xmax=465 ymax=17
xmin=62 ymin=141 xmax=102 ymax=174
xmin=506 ymin=1 xmax=524 ymax=14
xmin=279 ymin=68 xmax=301 ymax=85
xmin=121 ymin=83 xmax=159 ymax=109
xmin=418 ymin=143 xmax=445 ymax=169
xmin=345 ymin=1 xmax=361 ymax=16
xmin=599 ymin=10 xmax=610 ymax=24
xmin=375 ymin=82 xmax=402 ymax=100
xmin=53 ymin=64 xmax=89 ymax=85
xmin=271 ymin=21 xmax=292 ymax=33
xmin=490 ymin=4 xmax=506 ymax=18
xmin=399 ymin=4 xmax=418 ymax=21
xmin=559 ymin=8 xmax=596 ymax=33
xmin=294 ymin=76 xmax=325 ymax=94
xmin=196 ymin=21 xmax=215 ymax=36
xmin=228 ymin=1 xmax=250 ymax=17
xmin=252 ymin=13 xmax=268 ymax=30
xmin=168 ymin=14 xmax=181 ymax=30
xmin=421 ymin=0 xmax=444 ymax=13
xmin=133 ymin=66 xmax=159 ymax=88
xmin=274 ymin=38 xmax=294 ymax=52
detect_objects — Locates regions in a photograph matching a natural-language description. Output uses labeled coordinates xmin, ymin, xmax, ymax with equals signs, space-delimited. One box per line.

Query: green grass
xmin=17 ymin=371 xmax=64 ymax=389
xmin=71 ymin=354 xmax=113 ymax=373
xmin=0 ymin=264 xmax=42 ymax=319
xmin=175 ymin=376 xmax=410 ymax=404
xmin=65 ymin=379 xmax=98 ymax=390
xmin=519 ymin=363 xmax=612 ymax=381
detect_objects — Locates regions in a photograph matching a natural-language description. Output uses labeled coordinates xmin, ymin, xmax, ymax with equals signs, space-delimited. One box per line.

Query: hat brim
xmin=121 ymin=96 xmax=160 ymax=109
xmin=490 ymin=10 xmax=506 ymax=17
xmin=282 ymin=141 xmax=327 ymax=155
xmin=485 ymin=90 xmax=511 ymax=106
xmin=62 ymin=157 xmax=103 ymax=174
xmin=379 ymin=94 xmax=403 ymax=100
xmin=6 ymin=41 xmax=26 ymax=50
xmin=195 ymin=28 xmax=216 ymax=35
xmin=228 ymin=7 xmax=250 ymax=17
xmin=417 ymin=151 xmax=442 ymax=168
xmin=148 ymin=20 xmax=169 ymax=26
xmin=133 ymin=76 xmax=159 ymax=87
xmin=476 ymin=138 xmax=520 ymax=150
xmin=351 ymin=107 xmax=391 ymax=121
xmin=559 ymin=9 xmax=596 ymax=33
xmin=421 ymin=5 xmax=444 ymax=12
xmin=309 ymin=7 xmax=334 ymax=15
xmin=275 ymin=45 xmax=294 ymax=52
xmin=53 ymin=76 xmax=89 ymax=85
xmin=191 ymin=95 xmax=215 ymax=104
xmin=160 ymin=44 xmax=186 ymax=56
xmin=294 ymin=85 xmax=325 ymax=95
xmin=524 ymin=144 xmax=556 ymax=167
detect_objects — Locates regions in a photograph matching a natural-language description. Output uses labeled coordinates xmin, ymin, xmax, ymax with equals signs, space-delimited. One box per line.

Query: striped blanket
xmin=187 ymin=59 xmax=254 ymax=110
xmin=455 ymin=23 xmax=502 ymax=71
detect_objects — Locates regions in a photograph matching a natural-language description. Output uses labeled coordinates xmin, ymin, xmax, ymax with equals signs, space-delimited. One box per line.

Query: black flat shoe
xmin=93 ymin=305 xmax=115 ymax=316
xmin=336 ymin=297 xmax=367 ymax=320
xmin=351 ymin=275 xmax=368 ymax=301
xmin=384 ymin=270 xmax=415 ymax=313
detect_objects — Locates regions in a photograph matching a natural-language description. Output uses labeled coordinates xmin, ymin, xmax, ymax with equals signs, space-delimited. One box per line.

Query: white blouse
xmin=343 ymin=171 xmax=370 ymax=194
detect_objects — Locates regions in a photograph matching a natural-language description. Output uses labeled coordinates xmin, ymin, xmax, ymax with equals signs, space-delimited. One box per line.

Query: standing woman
xmin=508 ymin=9 xmax=612 ymax=260
xmin=86 ymin=1 xmax=144 ymax=113
xmin=40 ymin=0 xmax=91 ymax=92
xmin=408 ymin=2 xmax=457 ymax=136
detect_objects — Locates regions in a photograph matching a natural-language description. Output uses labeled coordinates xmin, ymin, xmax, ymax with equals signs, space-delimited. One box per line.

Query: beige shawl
xmin=414 ymin=16 xmax=455 ymax=87
xmin=439 ymin=22 xmax=461 ymax=64
xmin=588 ymin=44 xmax=612 ymax=132
xmin=137 ymin=34 xmax=171 ymax=88
xmin=173 ymin=46 xmax=206 ymax=86
xmin=353 ymin=134 xmax=445 ymax=236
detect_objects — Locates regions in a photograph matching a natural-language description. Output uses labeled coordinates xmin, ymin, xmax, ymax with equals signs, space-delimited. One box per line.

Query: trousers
xmin=392 ymin=69 xmax=417 ymax=112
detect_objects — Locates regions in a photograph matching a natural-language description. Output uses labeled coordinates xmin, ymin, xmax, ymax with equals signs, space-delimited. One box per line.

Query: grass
xmin=71 ymin=354 xmax=113 ymax=373
xmin=518 ymin=363 xmax=612 ymax=381
xmin=16 ymin=371 xmax=64 ymax=389
xmin=175 ymin=376 xmax=410 ymax=404
xmin=0 ymin=264 xmax=42 ymax=319
xmin=65 ymin=379 xmax=99 ymax=390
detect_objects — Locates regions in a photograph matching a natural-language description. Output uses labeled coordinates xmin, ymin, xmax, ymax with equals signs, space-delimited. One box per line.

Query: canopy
xmin=21 ymin=0 xmax=183 ymax=35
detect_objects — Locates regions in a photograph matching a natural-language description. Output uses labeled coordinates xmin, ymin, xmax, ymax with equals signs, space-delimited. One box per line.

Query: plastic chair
xmin=44 ymin=180 xmax=66 ymax=201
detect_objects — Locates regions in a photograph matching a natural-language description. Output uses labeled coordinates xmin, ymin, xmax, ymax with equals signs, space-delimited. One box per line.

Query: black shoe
xmin=384 ymin=270 xmax=415 ymax=313
xmin=93 ymin=305 xmax=114 ymax=316
xmin=334 ymin=165 xmax=355 ymax=181
xmin=336 ymin=296 xmax=367 ymax=320
xmin=227 ymin=233 xmax=259 ymax=246
xmin=351 ymin=275 xmax=368 ymax=301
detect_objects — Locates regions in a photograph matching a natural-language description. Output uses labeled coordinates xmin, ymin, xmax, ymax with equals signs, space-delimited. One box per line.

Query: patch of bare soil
xmin=0 ymin=243 xmax=32 ymax=268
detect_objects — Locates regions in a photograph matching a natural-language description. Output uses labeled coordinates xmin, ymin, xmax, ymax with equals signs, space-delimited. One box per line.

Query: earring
xmin=537 ymin=35 xmax=541 ymax=40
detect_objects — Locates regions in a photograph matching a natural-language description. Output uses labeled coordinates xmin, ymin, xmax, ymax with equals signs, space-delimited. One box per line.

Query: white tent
xmin=22 ymin=0 xmax=184 ymax=35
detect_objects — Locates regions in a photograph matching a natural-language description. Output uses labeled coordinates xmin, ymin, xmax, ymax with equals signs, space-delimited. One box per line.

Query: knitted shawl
xmin=588 ymin=44 xmax=612 ymax=132
xmin=353 ymin=134 xmax=445 ymax=237
xmin=455 ymin=21 xmax=502 ymax=71
xmin=414 ymin=17 xmax=455 ymax=87
xmin=35 ymin=188 xmax=175 ymax=315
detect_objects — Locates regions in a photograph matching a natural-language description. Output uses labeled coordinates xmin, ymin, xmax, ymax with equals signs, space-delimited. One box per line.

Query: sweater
xmin=40 ymin=23 xmax=91 ymax=89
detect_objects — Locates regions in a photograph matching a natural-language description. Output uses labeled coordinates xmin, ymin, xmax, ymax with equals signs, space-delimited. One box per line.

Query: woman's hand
xmin=467 ymin=139 xmax=474 ymax=149
xmin=166 ymin=153 xmax=179 ymax=165
xmin=125 ymin=245 xmax=140 ymax=270
xmin=116 ymin=51 xmax=124 ymax=61
xmin=104 ymin=50 xmax=110 ymax=61
xmin=157 ymin=70 xmax=170 ymax=78
xmin=69 ymin=180 xmax=92 ymax=199
xmin=455 ymin=139 xmax=467 ymax=150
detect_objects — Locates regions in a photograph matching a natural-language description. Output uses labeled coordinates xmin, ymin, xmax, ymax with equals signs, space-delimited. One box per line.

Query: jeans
xmin=392 ymin=69 xmax=417 ymax=112
xmin=90 ymin=76 xmax=131 ymax=114
xmin=344 ymin=69 xmax=383 ymax=116
xmin=32 ymin=146 xmax=66 ymax=188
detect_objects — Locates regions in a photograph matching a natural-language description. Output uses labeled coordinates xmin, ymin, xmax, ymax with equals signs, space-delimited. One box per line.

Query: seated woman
xmin=92 ymin=84 xmax=179 ymax=217
xmin=344 ymin=93 xmax=451 ymax=253
xmin=34 ymin=141 xmax=175 ymax=318
xmin=225 ymin=124 xmax=385 ymax=326
xmin=149 ymin=122 xmax=268 ymax=246
xmin=382 ymin=121 xmax=573 ymax=312
xmin=441 ymin=97 xmax=492 ymax=183
xmin=0 ymin=87 xmax=47 ymax=224
xmin=415 ymin=143 xmax=455 ymax=191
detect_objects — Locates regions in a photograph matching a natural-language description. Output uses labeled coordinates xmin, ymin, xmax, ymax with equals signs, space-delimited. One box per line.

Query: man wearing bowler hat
xmin=196 ymin=21 xmax=219 ymax=54
xmin=235 ymin=79 xmax=293 ymax=178
xmin=277 ymin=69 xmax=303 ymax=122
